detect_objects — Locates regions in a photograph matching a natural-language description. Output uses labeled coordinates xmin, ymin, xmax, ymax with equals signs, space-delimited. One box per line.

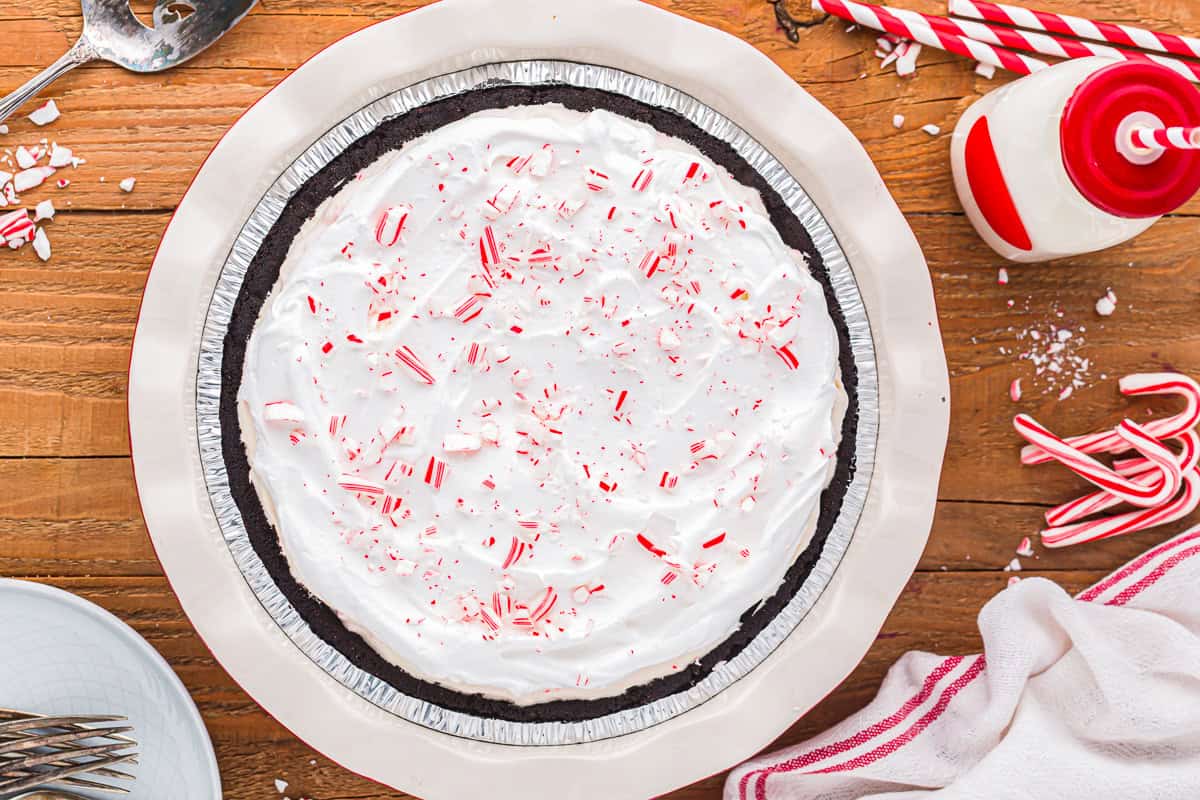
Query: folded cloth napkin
xmin=727 ymin=525 xmax=1200 ymax=800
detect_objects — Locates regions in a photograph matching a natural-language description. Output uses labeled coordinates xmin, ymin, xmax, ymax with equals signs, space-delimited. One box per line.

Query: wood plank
xmin=2 ymin=1 xmax=1200 ymax=214
xmin=2 ymin=213 xmax=1198 ymax=508
xmin=0 ymin=458 xmax=156 ymax=576
xmin=3 ymin=456 xmax=1192 ymax=583
xmin=0 ymin=67 xmax=284 ymax=211
xmin=0 ymin=211 xmax=155 ymax=456
xmin=14 ymin=569 xmax=1102 ymax=800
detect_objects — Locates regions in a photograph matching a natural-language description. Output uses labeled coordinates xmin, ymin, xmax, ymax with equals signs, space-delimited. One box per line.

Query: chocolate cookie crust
xmin=219 ymin=83 xmax=861 ymax=724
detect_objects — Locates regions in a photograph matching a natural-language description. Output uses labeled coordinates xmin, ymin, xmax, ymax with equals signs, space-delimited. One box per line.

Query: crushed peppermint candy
xmin=27 ymin=100 xmax=60 ymax=126
xmin=875 ymin=35 xmax=922 ymax=77
xmin=1012 ymin=310 xmax=1092 ymax=401
xmin=31 ymin=227 xmax=50 ymax=261
xmin=1003 ymin=558 xmax=1022 ymax=572
xmin=1095 ymin=289 xmax=1117 ymax=317
xmin=892 ymin=114 xmax=905 ymax=129
xmin=0 ymin=99 xmax=87 ymax=262
xmin=921 ymin=123 xmax=941 ymax=136
xmin=119 ymin=176 xmax=136 ymax=192
xmin=894 ymin=41 xmax=922 ymax=77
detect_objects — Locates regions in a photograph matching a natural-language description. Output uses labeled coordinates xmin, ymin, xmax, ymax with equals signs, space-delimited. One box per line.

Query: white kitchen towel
xmin=727 ymin=525 xmax=1200 ymax=800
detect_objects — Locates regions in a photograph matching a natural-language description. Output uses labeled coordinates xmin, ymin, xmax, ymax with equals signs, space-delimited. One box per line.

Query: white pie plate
xmin=0 ymin=579 xmax=221 ymax=799
xmin=128 ymin=0 xmax=950 ymax=797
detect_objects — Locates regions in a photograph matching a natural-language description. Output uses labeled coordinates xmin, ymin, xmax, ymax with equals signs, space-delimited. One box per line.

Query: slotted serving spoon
xmin=0 ymin=0 xmax=257 ymax=123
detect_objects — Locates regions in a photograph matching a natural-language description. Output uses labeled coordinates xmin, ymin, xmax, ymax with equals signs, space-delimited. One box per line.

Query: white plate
xmin=0 ymin=579 xmax=221 ymax=799
xmin=129 ymin=0 xmax=949 ymax=797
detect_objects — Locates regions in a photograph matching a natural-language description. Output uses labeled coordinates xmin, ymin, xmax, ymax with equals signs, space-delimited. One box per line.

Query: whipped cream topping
xmin=239 ymin=105 xmax=845 ymax=704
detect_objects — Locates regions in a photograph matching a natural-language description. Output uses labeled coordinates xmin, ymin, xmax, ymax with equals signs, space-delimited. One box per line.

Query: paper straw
xmin=948 ymin=0 xmax=1200 ymax=60
xmin=923 ymin=5 xmax=1200 ymax=83
xmin=1130 ymin=125 xmax=1200 ymax=150
xmin=812 ymin=0 xmax=1049 ymax=74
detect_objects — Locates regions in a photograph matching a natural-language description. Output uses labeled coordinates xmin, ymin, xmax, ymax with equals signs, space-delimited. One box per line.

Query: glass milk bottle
xmin=951 ymin=57 xmax=1200 ymax=263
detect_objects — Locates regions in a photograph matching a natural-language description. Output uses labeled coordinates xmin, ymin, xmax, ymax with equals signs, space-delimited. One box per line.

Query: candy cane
xmin=1045 ymin=430 xmax=1200 ymax=526
xmin=811 ymin=0 xmax=1048 ymax=74
xmin=1021 ymin=373 xmax=1200 ymax=465
xmin=1043 ymin=468 xmax=1200 ymax=549
xmin=1114 ymin=428 xmax=1200 ymax=478
xmin=374 ymin=204 xmax=411 ymax=247
xmin=948 ymin=0 xmax=1200 ymax=61
xmin=1013 ymin=415 xmax=1180 ymax=507
xmin=336 ymin=474 xmax=384 ymax=495
xmin=394 ymin=345 xmax=436 ymax=385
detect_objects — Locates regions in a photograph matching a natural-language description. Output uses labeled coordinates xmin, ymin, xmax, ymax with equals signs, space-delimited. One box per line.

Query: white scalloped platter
xmin=128 ymin=1 xmax=949 ymax=797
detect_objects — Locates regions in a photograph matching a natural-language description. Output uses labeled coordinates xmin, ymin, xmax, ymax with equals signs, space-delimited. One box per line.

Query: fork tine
xmin=0 ymin=751 xmax=138 ymax=795
xmin=0 ymin=740 xmax=135 ymax=776
xmin=0 ymin=725 xmax=135 ymax=755
xmin=54 ymin=773 xmax=133 ymax=794
xmin=2 ymin=764 xmax=135 ymax=795
xmin=0 ymin=715 xmax=125 ymax=733
xmin=1 ymin=767 xmax=136 ymax=795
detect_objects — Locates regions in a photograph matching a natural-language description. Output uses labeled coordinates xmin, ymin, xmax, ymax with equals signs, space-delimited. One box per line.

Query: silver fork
xmin=0 ymin=709 xmax=137 ymax=795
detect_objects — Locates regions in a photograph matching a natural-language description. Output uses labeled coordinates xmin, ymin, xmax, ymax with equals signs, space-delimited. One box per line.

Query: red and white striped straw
xmin=1129 ymin=125 xmax=1200 ymax=151
xmin=917 ymin=6 xmax=1200 ymax=83
xmin=811 ymin=0 xmax=1049 ymax=74
xmin=948 ymin=0 xmax=1200 ymax=60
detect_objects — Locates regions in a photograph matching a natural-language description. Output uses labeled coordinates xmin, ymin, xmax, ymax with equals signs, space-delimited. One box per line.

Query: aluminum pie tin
xmin=195 ymin=59 xmax=879 ymax=746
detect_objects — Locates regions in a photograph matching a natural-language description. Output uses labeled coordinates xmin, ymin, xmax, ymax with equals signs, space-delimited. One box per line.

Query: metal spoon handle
xmin=0 ymin=37 xmax=97 ymax=124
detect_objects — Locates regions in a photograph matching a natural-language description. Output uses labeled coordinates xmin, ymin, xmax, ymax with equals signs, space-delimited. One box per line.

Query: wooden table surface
xmin=1 ymin=0 xmax=1198 ymax=797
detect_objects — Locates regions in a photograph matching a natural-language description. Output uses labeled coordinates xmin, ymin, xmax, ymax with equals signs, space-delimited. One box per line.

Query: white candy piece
xmin=1095 ymin=289 xmax=1117 ymax=317
xmin=119 ymin=177 xmax=136 ymax=192
xmin=48 ymin=144 xmax=73 ymax=168
xmin=274 ymin=778 xmax=288 ymax=794
xmin=922 ymin=123 xmax=942 ymax=136
xmin=14 ymin=167 xmax=53 ymax=193
xmin=34 ymin=199 xmax=54 ymax=221
xmin=27 ymin=100 xmax=60 ymax=126
xmin=892 ymin=114 xmax=905 ymax=129
xmin=262 ymin=401 xmax=304 ymax=423
xmin=657 ymin=327 xmax=682 ymax=350
xmin=14 ymin=146 xmax=36 ymax=170
xmin=31 ymin=227 xmax=50 ymax=261
xmin=443 ymin=432 xmax=482 ymax=453
xmin=895 ymin=42 xmax=922 ymax=77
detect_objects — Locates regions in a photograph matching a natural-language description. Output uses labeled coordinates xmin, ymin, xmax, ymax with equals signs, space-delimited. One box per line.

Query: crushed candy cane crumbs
xmin=0 ymin=97 xmax=90 ymax=261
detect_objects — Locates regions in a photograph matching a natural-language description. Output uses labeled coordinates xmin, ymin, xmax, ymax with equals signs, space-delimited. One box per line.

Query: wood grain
xmin=0 ymin=0 xmax=1197 ymax=797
